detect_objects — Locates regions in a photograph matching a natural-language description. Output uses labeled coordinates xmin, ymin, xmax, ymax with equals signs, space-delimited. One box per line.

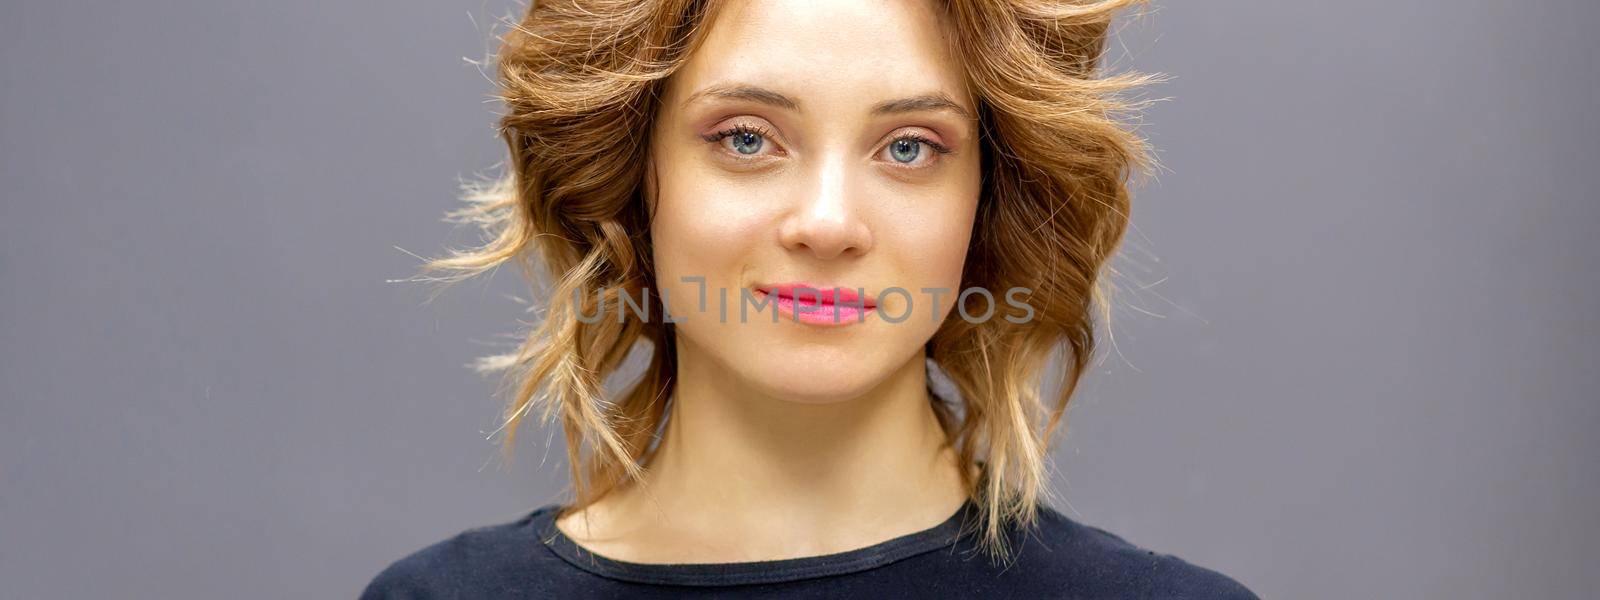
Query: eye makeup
xmin=702 ymin=123 xmax=781 ymax=154
xmin=877 ymin=128 xmax=953 ymax=170
xmin=692 ymin=114 xmax=960 ymax=172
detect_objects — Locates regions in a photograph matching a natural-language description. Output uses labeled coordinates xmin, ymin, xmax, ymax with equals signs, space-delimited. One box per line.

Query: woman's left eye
xmin=889 ymin=139 xmax=922 ymax=163
xmin=881 ymin=134 xmax=951 ymax=167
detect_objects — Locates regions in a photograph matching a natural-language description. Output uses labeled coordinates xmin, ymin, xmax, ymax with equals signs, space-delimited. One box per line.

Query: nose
xmin=777 ymin=158 xmax=873 ymax=260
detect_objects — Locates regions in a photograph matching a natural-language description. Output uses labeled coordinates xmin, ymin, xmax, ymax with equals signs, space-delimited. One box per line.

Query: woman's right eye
xmin=726 ymin=130 xmax=763 ymax=154
xmin=703 ymin=124 xmax=779 ymax=160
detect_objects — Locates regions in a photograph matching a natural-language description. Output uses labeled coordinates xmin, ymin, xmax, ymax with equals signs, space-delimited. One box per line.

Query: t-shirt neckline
xmin=533 ymin=497 xmax=981 ymax=587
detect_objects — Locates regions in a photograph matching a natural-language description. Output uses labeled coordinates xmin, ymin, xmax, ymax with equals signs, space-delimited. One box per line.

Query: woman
xmin=363 ymin=0 xmax=1256 ymax=597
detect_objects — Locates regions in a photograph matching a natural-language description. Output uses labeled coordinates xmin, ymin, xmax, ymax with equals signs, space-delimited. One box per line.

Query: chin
xmin=734 ymin=346 xmax=905 ymax=405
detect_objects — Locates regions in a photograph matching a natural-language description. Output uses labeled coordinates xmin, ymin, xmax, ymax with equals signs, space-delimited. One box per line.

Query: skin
xmin=556 ymin=0 xmax=983 ymax=563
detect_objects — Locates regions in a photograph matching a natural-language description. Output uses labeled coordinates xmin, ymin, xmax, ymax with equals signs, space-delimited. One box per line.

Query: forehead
xmin=667 ymin=0 xmax=972 ymax=112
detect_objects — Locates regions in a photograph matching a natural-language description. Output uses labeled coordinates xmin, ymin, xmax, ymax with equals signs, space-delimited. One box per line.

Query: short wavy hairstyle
xmin=422 ymin=0 xmax=1153 ymax=562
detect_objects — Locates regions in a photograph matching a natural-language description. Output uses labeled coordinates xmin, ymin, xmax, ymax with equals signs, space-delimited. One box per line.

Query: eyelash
xmin=701 ymin=124 xmax=953 ymax=166
xmin=702 ymin=123 xmax=777 ymax=152
xmin=889 ymin=132 xmax=954 ymax=157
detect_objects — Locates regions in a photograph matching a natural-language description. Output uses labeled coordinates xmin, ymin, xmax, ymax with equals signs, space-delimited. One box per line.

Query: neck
xmin=572 ymin=334 xmax=969 ymax=561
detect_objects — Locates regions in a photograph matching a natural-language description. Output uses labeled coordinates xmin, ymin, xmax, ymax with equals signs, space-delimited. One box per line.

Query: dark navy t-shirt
xmin=361 ymin=498 xmax=1256 ymax=598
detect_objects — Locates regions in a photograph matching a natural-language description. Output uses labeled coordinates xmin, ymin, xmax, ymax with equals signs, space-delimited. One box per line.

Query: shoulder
xmin=988 ymin=505 xmax=1259 ymax=599
xmin=359 ymin=506 xmax=568 ymax=600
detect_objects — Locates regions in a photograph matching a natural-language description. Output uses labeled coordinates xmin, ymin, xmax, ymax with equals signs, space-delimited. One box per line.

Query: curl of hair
xmin=421 ymin=0 xmax=1154 ymax=565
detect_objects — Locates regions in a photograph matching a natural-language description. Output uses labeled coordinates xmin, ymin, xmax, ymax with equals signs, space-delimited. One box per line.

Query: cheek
xmin=921 ymin=207 xmax=977 ymax=285
xmin=877 ymin=179 xmax=981 ymax=304
xmin=649 ymin=170 xmax=768 ymax=288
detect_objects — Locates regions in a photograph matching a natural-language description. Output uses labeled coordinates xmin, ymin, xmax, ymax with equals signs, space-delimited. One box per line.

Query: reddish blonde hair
xmin=423 ymin=0 xmax=1153 ymax=562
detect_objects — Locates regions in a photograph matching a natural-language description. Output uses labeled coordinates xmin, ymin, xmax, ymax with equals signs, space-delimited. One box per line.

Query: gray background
xmin=2 ymin=1 xmax=1595 ymax=598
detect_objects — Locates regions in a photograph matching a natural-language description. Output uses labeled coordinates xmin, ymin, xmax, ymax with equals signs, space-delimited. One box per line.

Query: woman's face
xmin=648 ymin=0 xmax=982 ymax=403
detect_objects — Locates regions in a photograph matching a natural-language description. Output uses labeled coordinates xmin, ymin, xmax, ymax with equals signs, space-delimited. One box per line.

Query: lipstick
xmin=752 ymin=282 xmax=877 ymax=325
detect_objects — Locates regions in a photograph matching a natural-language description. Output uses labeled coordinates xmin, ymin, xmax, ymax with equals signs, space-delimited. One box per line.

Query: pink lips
xmin=753 ymin=282 xmax=877 ymax=325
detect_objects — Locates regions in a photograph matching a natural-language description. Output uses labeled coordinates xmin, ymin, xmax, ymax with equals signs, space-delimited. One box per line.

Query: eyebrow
xmin=871 ymin=94 xmax=974 ymax=120
xmin=681 ymin=83 xmax=974 ymax=120
xmin=683 ymin=83 xmax=799 ymax=111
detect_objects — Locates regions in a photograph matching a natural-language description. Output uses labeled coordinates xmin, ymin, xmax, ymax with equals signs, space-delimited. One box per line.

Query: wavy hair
xmin=421 ymin=0 xmax=1153 ymax=562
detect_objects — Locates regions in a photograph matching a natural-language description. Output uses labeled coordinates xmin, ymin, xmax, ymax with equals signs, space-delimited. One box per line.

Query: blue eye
xmin=704 ymin=124 xmax=773 ymax=157
xmin=889 ymin=138 xmax=921 ymax=163
xmin=730 ymin=130 xmax=763 ymax=155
